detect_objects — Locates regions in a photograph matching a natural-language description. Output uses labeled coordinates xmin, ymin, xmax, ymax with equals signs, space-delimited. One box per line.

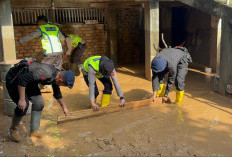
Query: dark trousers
xmin=159 ymin=62 xmax=188 ymax=91
xmin=6 ymin=72 xmax=44 ymax=116
xmin=175 ymin=62 xmax=188 ymax=91
xmin=83 ymin=75 xmax=113 ymax=99
xmin=70 ymin=43 xmax=86 ymax=65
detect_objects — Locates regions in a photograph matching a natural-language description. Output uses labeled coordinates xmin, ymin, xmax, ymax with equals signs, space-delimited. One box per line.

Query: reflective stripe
xmin=42 ymin=32 xmax=53 ymax=53
xmin=93 ymin=58 xmax=100 ymax=61
xmin=39 ymin=24 xmax=62 ymax=54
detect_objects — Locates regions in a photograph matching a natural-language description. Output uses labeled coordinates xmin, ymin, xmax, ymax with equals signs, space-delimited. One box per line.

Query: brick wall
xmin=14 ymin=24 xmax=107 ymax=63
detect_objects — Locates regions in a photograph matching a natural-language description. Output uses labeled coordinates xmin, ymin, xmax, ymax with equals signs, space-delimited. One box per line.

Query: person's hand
xmin=63 ymin=53 xmax=67 ymax=59
xmin=119 ymin=99 xmax=126 ymax=107
xmin=151 ymin=92 xmax=157 ymax=102
xmin=62 ymin=106 xmax=69 ymax=116
xmin=91 ymin=103 xmax=99 ymax=111
xmin=162 ymin=96 xmax=171 ymax=104
xmin=18 ymin=99 xmax=26 ymax=112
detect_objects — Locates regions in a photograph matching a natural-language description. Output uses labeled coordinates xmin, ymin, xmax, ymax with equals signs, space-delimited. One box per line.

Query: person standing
xmin=19 ymin=15 xmax=65 ymax=70
xmin=151 ymin=46 xmax=192 ymax=105
xmin=82 ymin=56 xmax=126 ymax=111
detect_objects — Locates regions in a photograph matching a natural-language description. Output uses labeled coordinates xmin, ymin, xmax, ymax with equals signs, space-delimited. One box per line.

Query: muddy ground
xmin=0 ymin=65 xmax=232 ymax=156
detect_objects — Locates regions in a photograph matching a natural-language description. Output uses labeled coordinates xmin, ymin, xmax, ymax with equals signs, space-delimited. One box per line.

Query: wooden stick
xmin=161 ymin=33 xmax=168 ymax=48
xmin=57 ymin=99 xmax=153 ymax=124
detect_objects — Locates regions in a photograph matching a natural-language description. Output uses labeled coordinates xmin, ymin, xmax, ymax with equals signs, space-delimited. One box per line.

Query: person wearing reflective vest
xmin=82 ymin=56 xmax=126 ymax=111
xmin=19 ymin=15 xmax=65 ymax=70
xmin=63 ymin=34 xmax=86 ymax=76
xmin=151 ymin=46 xmax=192 ymax=105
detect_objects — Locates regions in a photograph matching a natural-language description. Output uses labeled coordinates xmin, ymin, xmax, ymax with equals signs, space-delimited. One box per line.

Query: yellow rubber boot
xmin=101 ymin=94 xmax=111 ymax=107
xmin=95 ymin=98 xmax=97 ymax=104
xmin=157 ymin=84 xmax=165 ymax=97
xmin=175 ymin=90 xmax=184 ymax=105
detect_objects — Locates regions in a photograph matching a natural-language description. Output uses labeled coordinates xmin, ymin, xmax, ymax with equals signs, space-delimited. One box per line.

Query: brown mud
xmin=0 ymin=65 xmax=232 ymax=156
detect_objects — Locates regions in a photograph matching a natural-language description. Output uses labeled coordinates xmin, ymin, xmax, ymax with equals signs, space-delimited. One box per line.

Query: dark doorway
xmin=172 ymin=6 xmax=188 ymax=47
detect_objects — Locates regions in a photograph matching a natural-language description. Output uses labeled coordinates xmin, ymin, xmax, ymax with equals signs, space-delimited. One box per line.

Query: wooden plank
xmin=20 ymin=10 xmax=24 ymax=24
xmin=57 ymin=99 xmax=153 ymax=124
xmin=17 ymin=10 xmax=20 ymax=24
xmin=90 ymin=2 xmax=109 ymax=8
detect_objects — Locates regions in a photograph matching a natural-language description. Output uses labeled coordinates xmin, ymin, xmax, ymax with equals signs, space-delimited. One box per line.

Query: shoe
xmin=30 ymin=130 xmax=43 ymax=139
xmin=9 ymin=126 xmax=21 ymax=142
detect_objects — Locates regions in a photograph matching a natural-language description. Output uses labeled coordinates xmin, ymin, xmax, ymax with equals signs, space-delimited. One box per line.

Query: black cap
xmin=151 ymin=57 xmax=167 ymax=73
xmin=64 ymin=70 xmax=75 ymax=89
xmin=101 ymin=59 xmax=114 ymax=78
xmin=37 ymin=15 xmax=48 ymax=23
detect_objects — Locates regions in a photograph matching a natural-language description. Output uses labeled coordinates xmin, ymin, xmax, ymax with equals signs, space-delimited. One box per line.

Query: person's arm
xmin=19 ymin=28 xmax=42 ymax=45
xmin=88 ymin=66 xmax=99 ymax=111
xmin=51 ymin=83 xmax=69 ymax=115
xmin=151 ymin=71 xmax=160 ymax=102
xmin=111 ymin=69 xmax=125 ymax=106
xmin=18 ymin=86 xmax=26 ymax=111
xmin=65 ymin=37 xmax=72 ymax=56
xmin=59 ymin=31 xmax=65 ymax=41
xmin=56 ymin=98 xmax=69 ymax=116
xmin=17 ymin=71 xmax=35 ymax=111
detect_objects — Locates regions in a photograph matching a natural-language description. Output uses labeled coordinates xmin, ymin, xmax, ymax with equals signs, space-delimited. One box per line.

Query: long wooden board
xmin=57 ymin=99 xmax=153 ymax=124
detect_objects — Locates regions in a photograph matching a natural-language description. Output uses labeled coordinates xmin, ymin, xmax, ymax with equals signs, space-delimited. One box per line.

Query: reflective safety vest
xmin=83 ymin=56 xmax=103 ymax=78
xmin=67 ymin=34 xmax=82 ymax=48
xmin=39 ymin=24 xmax=63 ymax=54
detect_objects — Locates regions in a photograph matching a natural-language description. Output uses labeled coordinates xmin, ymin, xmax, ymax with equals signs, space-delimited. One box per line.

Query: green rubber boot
xmin=30 ymin=111 xmax=43 ymax=138
xmin=9 ymin=115 xmax=23 ymax=142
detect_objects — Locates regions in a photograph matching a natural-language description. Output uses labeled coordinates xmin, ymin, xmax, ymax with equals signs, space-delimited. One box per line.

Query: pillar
xmin=0 ymin=0 xmax=16 ymax=61
xmin=144 ymin=0 xmax=159 ymax=80
xmin=107 ymin=8 xmax=117 ymax=65
xmin=219 ymin=20 xmax=232 ymax=95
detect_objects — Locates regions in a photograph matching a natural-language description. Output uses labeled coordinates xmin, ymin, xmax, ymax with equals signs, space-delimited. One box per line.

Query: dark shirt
xmin=17 ymin=62 xmax=62 ymax=99
xmin=152 ymin=47 xmax=192 ymax=95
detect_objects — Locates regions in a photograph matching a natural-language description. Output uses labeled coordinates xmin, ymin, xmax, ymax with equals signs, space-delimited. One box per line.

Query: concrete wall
xmin=14 ymin=24 xmax=107 ymax=62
